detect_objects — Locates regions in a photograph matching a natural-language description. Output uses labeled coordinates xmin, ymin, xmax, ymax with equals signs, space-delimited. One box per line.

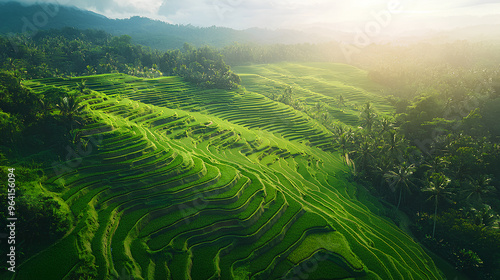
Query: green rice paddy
xmin=234 ymin=62 xmax=394 ymax=126
xmin=13 ymin=63 xmax=443 ymax=280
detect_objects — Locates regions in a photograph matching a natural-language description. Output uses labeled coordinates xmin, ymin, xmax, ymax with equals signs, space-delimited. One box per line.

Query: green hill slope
xmin=7 ymin=68 xmax=443 ymax=280
xmin=33 ymin=73 xmax=335 ymax=151
xmin=234 ymin=62 xmax=394 ymax=126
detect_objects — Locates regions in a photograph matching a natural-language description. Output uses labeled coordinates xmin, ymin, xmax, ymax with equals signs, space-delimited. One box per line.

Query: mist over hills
xmin=2 ymin=2 xmax=500 ymax=280
xmin=0 ymin=1 xmax=334 ymax=50
xmin=2 ymin=1 xmax=500 ymax=51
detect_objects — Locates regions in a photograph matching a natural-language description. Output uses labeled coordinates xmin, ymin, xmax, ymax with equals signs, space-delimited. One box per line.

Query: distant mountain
xmin=431 ymin=24 xmax=500 ymax=43
xmin=0 ymin=1 xmax=329 ymax=50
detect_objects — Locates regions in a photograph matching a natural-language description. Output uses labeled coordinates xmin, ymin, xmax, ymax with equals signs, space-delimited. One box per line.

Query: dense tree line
xmin=329 ymin=100 xmax=500 ymax=278
xmin=0 ymin=28 xmax=243 ymax=272
xmin=0 ymin=69 xmax=88 ymax=272
xmin=0 ymin=27 xmax=240 ymax=90
xmin=0 ymin=70 xmax=85 ymax=152
xmin=169 ymin=43 xmax=241 ymax=89
xmin=2 ymin=25 xmax=500 ymax=278
xmin=330 ymin=51 xmax=500 ymax=277
xmin=222 ymin=42 xmax=348 ymax=66
xmin=244 ymin=40 xmax=500 ymax=278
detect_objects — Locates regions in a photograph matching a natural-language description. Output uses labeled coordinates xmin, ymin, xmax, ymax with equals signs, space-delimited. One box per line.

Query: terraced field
xmin=234 ymin=62 xmax=394 ymax=126
xmin=12 ymin=64 xmax=443 ymax=280
xmin=36 ymin=73 xmax=334 ymax=151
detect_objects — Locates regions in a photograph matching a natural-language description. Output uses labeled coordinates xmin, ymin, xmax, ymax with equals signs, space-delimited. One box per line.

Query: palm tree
xmin=379 ymin=117 xmax=393 ymax=134
xmin=422 ymin=156 xmax=450 ymax=177
xmin=0 ymin=111 xmax=21 ymax=144
xmin=332 ymin=124 xmax=346 ymax=137
xmin=384 ymin=130 xmax=405 ymax=159
xmin=463 ymin=205 xmax=500 ymax=230
xmin=315 ymin=102 xmax=323 ymax=115
xmin=75 ymin=80 xmax=87 ymax=94
xmin=336 ymin=132 xmax=353 ymax=165
xmin=291 ymin=100 xmax=304 ymax=111
xmin=422 ymin=173 xmax=454 ymax=238
xmin=320 ymin=112 xmax=330 ymax=125
xmin=337 ymin=94 xmax=346 ymax=110
xmin=57 ymin=93 xmax=85 ymax=127
xmin=355 ymin=139 xmax=374 ymax=173
xmin=375 ymin=160 xmax=393 ymax=189
xmin=37 ymin=96 xmax=52 ymax=117
xmin=360 ymin=102 xmax=376 ymax=131
xmin=282 ymin=86 xmax=293 ymax=105
xmin=384 ymin=163 xmax=416 ymax=211
xmin=462 ymin=175 xmax=495 ymax=206
xmin=85 ymin=65 xmax=96 ymax=76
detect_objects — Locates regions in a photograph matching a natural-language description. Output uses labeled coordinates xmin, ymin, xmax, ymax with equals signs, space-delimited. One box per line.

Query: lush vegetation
xmin=1 ymin=71 xmax=444 ymax=280
xmin=1 ymin=28 xmax=240 ymax=89
xmin=1 ymin=18 xmax=500 ymax=280
xmin=349 ymin=42 xmax=500 ymax=279
xmin=0 ymin=2 xmax=322 ymax=50
xmin=1 ymin=27 xmax=446 ymax=279
xmin=232 ymin=45 xmax=500 ymax=279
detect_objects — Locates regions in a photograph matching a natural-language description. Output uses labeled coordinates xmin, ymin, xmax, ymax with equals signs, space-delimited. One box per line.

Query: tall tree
xmin=337 ymin=94 xmax=346 ymax=111
xmin=462 ymin=175 xmax=496 ymax=206
xmin=315 ymin=102 xmax=323 ymax=115
xmin=57 ymin=93 xmax=85 ymax=128
xmin=360 ymin=102 xmax=376 ymax=131
xmin=422 ymin=173 xmax=454 ymax=238
xmin=384 ymin=163 xmax=416 ymax=210
xmin=335 ymin=132 xmax=353 ymax=165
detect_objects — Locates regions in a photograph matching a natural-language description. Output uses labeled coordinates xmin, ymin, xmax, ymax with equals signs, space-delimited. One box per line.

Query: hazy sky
xmin=5 ymin=0 xmax=500 ymax=32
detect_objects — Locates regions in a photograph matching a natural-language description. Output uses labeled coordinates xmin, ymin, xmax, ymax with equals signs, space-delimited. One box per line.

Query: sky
xmin=4 ymin=0 xmax=500 ymax=33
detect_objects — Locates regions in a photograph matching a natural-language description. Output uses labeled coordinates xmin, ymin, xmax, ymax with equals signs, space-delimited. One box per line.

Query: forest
xmin=227 ymin=41 xmax=500 ymax=278
xmin=0 ymin=16 xmax=500 ymax=280
xmin=1 ymin=27 xmax=240 ymax=88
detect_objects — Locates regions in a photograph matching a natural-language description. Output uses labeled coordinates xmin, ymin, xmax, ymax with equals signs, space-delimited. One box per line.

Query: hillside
xmin=234 ymin=62 xmax=394 ymax=127
xmin=1 ymin=67 xmax=444 ymax=279
xmin=0 ymin=2 xmax=327 ymax=50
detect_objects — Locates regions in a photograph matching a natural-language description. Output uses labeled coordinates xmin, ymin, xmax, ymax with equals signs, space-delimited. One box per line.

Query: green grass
xmin=233 ymin=62 xmax=394 ymax=127
xmin=12 ymin=63 xmax=445 ymax=280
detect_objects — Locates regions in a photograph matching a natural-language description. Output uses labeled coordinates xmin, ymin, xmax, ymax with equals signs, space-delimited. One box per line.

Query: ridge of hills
xmin=2 ymin=1 xmax=499 ymax=53
xmin=0 ymin=1 xmax=331 ymax=50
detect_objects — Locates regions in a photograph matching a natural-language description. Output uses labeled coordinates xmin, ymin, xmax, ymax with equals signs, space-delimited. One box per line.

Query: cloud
xmin=0 ymin=0 xmax=164 ymax=19
xmin=1 ymin=0 xmax=113 ymax=11
xmin=158 ymin=0 xmax=215 ymax=25
xmin=113 ymin=0 xmax=163 ymax=14
xmin=155 ymin=0 xmax=348 ymax=29
xmin=1 ymin=0 xmax=500 ymax=30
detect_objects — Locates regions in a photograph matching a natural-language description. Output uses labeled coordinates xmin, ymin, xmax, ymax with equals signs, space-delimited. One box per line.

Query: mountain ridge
xmin=0 ymin=1 xmax=330 ymax=50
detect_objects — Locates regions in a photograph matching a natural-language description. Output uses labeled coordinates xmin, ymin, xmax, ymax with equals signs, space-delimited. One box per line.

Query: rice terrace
xmin=9 ymin=63 xmax=439 ymax=280
xmin=2 ymin=2 xmax=500 ymax=280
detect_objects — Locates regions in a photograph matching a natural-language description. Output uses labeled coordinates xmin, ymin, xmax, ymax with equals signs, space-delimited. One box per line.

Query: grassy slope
xmin=234 ymin=62 xmax=394 ymax=126
xmin=8 ymin=63 xmax=442 ymax=280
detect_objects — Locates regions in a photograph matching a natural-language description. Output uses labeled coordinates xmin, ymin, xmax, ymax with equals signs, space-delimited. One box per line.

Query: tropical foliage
xmin=1 ymin=22 xmax=500 ymax=279
xmin=1 ymin=28 xmax=240 ymax=89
